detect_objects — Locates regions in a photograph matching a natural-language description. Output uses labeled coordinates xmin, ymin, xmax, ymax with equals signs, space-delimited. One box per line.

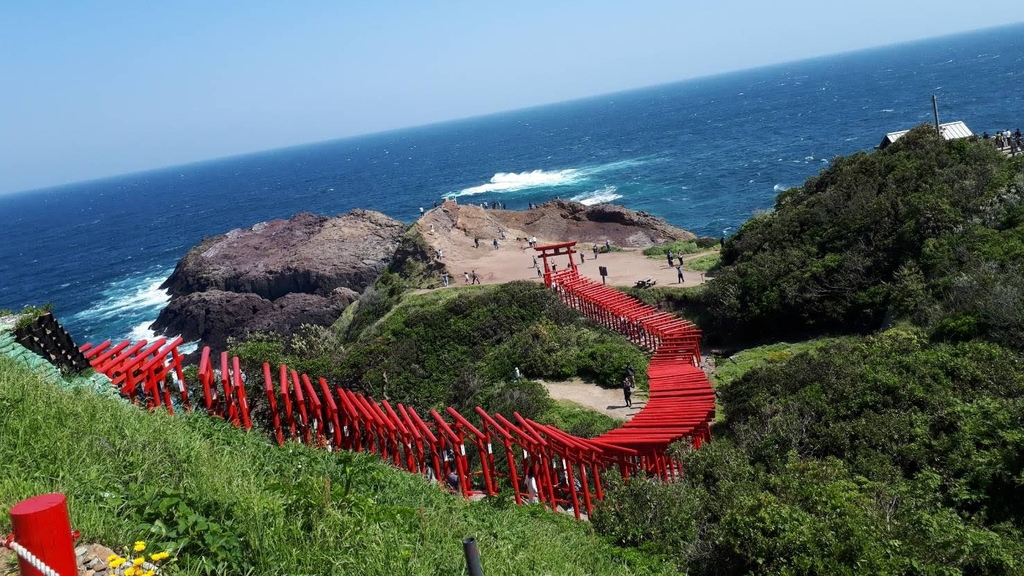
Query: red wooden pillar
xmin=9 ymin=493 xmax=77 ymax=576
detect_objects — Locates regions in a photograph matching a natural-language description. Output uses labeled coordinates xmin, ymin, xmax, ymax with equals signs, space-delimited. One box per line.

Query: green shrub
xmin=700 ymin=126 xmax=1024 ymax=346
xmin=594 ymin=331 xmax=1024 ymax=574
xmin=642 ymin=241 xmax=701 ymax=258
xmin=13 ymin=303 xmax=54 ymax=331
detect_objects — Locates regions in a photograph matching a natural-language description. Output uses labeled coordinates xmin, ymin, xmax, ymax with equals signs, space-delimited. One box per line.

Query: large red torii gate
xmin=534 ymin=241 xmax=579 ymax=287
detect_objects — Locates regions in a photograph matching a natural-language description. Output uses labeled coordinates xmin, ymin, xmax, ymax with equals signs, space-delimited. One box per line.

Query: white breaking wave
xmin=449 ymin=157 xmax=651 ymax=198
xmin=73 ymin=269 xmax=172 ymax=343
xmin=773 ymin=184 xmax=791 ymax=192
xmin=570 ymin=186 xmax=623 ymax=206
xmin=74 ymin=271 xmax=171 ymax=324
xmin=454 ymin=168 xmax=581 ymax=196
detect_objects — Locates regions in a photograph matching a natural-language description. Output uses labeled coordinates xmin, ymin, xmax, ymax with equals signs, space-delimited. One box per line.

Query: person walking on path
xmin=605 ymin=239 xmax=611 ymax=253
xmin=622 ymin=375 xmax=634 ymax=408
xmin=493 ymin=238 xmax=499 ymax=250
xmin=579 ymin=252 xmax=585 ymax=264
xmin=474 ymin=238 xmax=480 ymax=249
xmin=441 ymin=272 xmax=450 ymax=287
xmin=593 ymin=245 xmax=599 ymax=259
xmin=464 ymin=272 xmax=470 ymax=284
xmin=677 ymin=265 xmax=684 ymax=284
xmin=471 ymin=270 xmax=481 ymax=284
xmin=532 ymin=255 xmax=538 ymax=269
xmin=500 ymin=229 xmax=506 ymax=240
xmin=678 ymin=254 xmax=684 ymax=266
xmin=666 ymin=250 xmax=674 ymax=267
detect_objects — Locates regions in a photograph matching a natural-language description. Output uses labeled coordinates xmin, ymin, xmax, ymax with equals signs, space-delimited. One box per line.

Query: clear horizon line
xmin=4 ymin=19 xmax=1022 ymax=198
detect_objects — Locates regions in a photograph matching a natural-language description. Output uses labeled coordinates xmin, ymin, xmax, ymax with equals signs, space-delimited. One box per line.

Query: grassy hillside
xmin=0 ymin=355 xmax=669 ymax=576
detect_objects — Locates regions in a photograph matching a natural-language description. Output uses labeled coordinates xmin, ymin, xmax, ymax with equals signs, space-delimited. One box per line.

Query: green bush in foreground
xmin=0 ymin=356 xmax=669 ymax=576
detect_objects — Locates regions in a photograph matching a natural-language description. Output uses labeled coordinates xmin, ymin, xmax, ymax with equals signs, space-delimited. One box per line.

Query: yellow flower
xmin=123 ymin=567 xmax=138 ymax=576
xmin=134 ymin=540 xmax=147 ymax=552
xmin=109 ymin=557 xmax=126 ymax=568
xmin=144 ymin=571 xmax=156 ymax=576
xmin=107 ymin=554 xmax=119 ymax=563
xmin=133 ymin=556 xmax=145 ymax=566
xmin=150 ymin=551 xmax=170 ymax=562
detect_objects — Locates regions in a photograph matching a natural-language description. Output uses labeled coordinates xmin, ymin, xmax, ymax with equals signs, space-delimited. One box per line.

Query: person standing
xmin=441 ymin=272 xmax=449 ymax=287
xmin=626 ymin=363 xmax=635 ymax=387
xmin=419 ymin=207 xmax=424 ymax=215
xmin=605 ymin=239 xmax=611 ymax=253
xmin=580 ymin=252 xmax=585 ymax=264
xmin=493 ymin=238 xmax=499 ymax=250
xmin=622 ymin=376 xmax=633 ymax=408
xmin=593 ymin=245 xmax=599 ymax=259
xmin=666 ymin=250 xmax=674 ymax=267
xmin=472 ymin=270 xmax=481 ymax=284
xmin=500 ymin=229 xmax=506 ymax=240
xmin=677 ymin=265 xmax=684 ymax=284
xmin=474 ymin=238 xmax=480 ymax=249
xmin=677 ymin=254 xmax=684 ymax=266
xmin=464 ymin=272 xmax=471 ymax=284
xmin=514 ymin=366 xmax=521 ymax=381
xmin=532 ymin=255 xmax=538 ymax=269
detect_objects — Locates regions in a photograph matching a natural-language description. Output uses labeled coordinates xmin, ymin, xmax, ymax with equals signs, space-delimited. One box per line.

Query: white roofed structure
xmin=878 ymin=121 xmax=973 ymax=149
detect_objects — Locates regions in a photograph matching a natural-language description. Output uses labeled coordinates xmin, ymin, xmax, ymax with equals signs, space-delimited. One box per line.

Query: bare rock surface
xmin=421 ymin=200 xmax=694 ymax=249
xmin=152 ymin=210 xmax=403 ymax=350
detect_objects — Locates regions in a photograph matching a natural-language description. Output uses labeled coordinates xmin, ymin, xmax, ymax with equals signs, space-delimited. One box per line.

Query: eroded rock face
xmin=152 ymin=210 xmax=404 ymax=350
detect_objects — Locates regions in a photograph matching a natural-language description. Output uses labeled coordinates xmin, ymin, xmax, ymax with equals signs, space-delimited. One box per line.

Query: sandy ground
xmin=426 ymin=227 xmax=713 ymax=288
xmin=541 ymin=378 xmax=647 ymax=421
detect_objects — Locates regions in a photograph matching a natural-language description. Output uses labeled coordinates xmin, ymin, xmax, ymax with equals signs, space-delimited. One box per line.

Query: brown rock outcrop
xmin=421 ymin=199 xmax=694 ymax=248
xmin=152 ymin=210 xmax=404 ymax=350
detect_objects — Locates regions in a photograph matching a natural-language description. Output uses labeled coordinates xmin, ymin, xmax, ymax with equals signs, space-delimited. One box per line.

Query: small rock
xmin=75 ymin=545 xmax=89 ymax=558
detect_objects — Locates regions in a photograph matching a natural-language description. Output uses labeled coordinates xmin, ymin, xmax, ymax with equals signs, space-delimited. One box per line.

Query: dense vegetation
xmin=230 ymin=281 xmax=643 ymax=435
xmin=0 ymin=356 xmax=669 ymax=575
xmin=592 ymin=130 xmax=1024 ymax=574
xmin=703 ymin=127 xmax=1024 ymax=346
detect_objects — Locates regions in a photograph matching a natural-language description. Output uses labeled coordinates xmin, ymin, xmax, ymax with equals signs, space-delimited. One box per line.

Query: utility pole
xmin=932 ymin=95 xmax=941 ymax=137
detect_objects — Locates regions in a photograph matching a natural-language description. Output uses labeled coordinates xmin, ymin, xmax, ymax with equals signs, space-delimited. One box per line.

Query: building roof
xmin=878 ymin=121 xmax=973 ymax=149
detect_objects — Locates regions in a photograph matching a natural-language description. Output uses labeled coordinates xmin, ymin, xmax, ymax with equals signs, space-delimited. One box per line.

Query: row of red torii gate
xmin=78 ymin=242 xmax=715 ymax=519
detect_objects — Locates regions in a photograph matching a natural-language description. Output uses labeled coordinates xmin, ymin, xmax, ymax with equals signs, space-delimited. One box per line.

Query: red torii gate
xmin=534 ymin=241 xmax=579 ymax=287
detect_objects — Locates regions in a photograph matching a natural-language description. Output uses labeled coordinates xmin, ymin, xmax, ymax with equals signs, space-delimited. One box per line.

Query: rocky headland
xmin=152 ymin=200 xmax=694 ymax=350
xmin=152 ymin=210 xmax=404 ymax=350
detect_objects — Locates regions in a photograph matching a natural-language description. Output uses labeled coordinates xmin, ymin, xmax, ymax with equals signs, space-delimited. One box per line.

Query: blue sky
xmin=1 ymin=1 xmax=1021 ymax=194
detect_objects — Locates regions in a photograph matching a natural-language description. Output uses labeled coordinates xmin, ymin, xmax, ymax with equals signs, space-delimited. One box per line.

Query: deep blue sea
xmin=2 ymin=24 xmax=1022 ymax=347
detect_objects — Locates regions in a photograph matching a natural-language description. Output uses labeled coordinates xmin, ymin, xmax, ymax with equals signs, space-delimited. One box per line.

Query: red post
xmin=9 ymin=493 xmax=77 ymax=576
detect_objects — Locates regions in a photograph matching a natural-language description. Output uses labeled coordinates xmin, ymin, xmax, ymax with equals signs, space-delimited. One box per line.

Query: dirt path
xmin=541 ymin=378 xmax=646 ymax=421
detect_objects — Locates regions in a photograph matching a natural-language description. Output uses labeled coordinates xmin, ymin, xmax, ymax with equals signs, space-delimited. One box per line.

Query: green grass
xmin=0 ymin=356 xmax=671 ymax=576
xmin=641 ymin=241 xmax=702 ymax=258
xmin=713 ymin=337 xmax=844 ymax=390
xmin=683 ymin=252 xmax=720 ymax=272
xmin=536 ymin=399 xmax=622 ymax=438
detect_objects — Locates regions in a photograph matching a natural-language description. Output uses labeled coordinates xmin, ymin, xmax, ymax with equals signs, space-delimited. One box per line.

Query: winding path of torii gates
xmin=78 ymin=241 xmax=714 ymax=519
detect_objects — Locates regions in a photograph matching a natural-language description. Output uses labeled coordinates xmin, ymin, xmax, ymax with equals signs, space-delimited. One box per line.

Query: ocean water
xmin=1 ymin=24 xmax=1022 ymax=345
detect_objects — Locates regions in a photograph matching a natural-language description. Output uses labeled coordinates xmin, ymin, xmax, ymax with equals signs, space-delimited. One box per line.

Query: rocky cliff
xmin=152 ymin=210 xmax=403 ymax=350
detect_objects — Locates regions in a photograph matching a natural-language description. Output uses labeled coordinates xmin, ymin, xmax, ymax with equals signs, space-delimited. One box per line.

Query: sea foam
xmin=454 ymin=168 xmax=581 ymax=196
xmin=570 ymin=186 xmax=623 ymax=206
xmin=72 ymin=268 xmax=172 ymax=342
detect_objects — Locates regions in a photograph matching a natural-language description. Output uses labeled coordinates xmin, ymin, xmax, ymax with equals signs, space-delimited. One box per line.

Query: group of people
xmin=982 ymin=128 xmax=1023 ymax=155
xmin=482 ymin=201 xmax=507 ymax=210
